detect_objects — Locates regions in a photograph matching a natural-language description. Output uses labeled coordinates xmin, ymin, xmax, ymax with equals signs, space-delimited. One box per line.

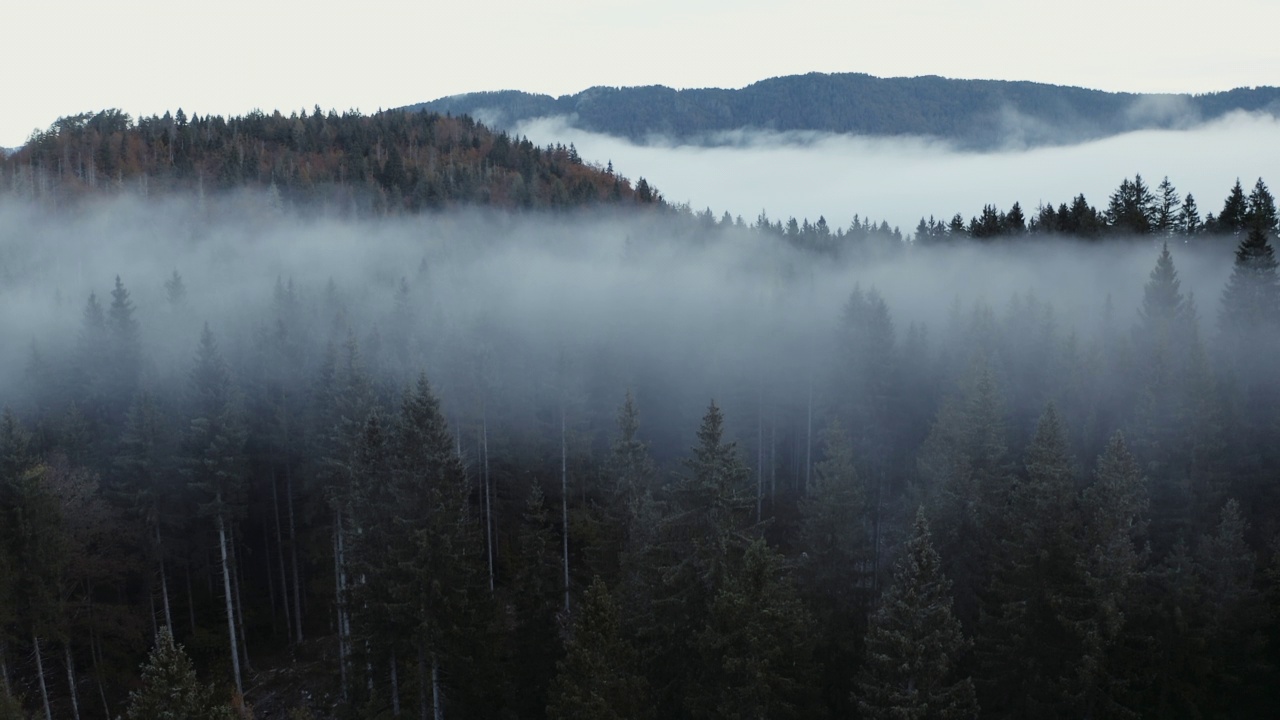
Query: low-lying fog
xmin=0 ymin=195 xmax=1236 ymax=461
xmin=514 ymin=112 xmax=1280 ymax=232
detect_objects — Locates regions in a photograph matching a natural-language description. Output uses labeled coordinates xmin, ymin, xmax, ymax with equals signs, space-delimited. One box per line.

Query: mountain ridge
xmin=406 ymin=72 xmax=1280 ymax=149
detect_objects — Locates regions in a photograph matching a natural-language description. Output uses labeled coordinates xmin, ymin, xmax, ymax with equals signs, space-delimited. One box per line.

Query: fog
xmin=0 ymin=193 xmax=1237 ymax=467
xmin=513 ymin=111 xmax=1280 ymax=232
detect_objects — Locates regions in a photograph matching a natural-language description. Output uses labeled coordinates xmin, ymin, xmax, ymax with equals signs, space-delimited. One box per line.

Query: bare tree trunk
xmin=156 ymin=525 xmax=173 ymax=632
xmin=390 ymin=650 xmax=401 ymax=716
xmin=272 ymin=472 xmax=293 ymax=643
xmin=432 ymin=653 xmax=442 ymax=720
xmin=148 ymin=580 xmax=158 ymax=640
xmin=89 ymin=623 xmax=110 ymax=719
xmin=33 ymin=634 xmax=51 ymax=720
xmin=288 ymin=465 xmax=304 ymax=642
xmin=482 ymin=414 xmax=494 ymax=593
xmin=0 ymin=641 xmax=10 ymax=699
xmin=805 ymin=379 xmax=813 ymax=494
xmin=65 ymin=642 xmax=81 ymax=720
xmin=756 ymin=390 xmax=764 ymax=523
xmin=217 ymin=506 xmax=244 ymax=699
xmin=265 ymin=526 xmax=279 ymax=636
xmin=186 ymin=563 xmax=198 ymax=636
xmin=417 ymin=643 xmax=428 ymax=720
xmin=561 ymin=406 xmax=570 ymax=613
xmin=231 ymin=528 xmax=253 ymax=673
xmin=334 ymin=509 xmax=349 ymax=701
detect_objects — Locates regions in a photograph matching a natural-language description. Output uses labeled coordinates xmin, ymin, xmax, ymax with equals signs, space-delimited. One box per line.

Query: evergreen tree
xmin=796 ymin=419 xmax=873 ymax=715
xmin=546 ymin=578 xmax=650 ymax=720
xmin=1215 ymin=179 xmax=1249 ymax=235
xmin=1178 ymin=193 xmax=1202 ymax=236
xmin=125 ymin=627 xmax=232 ymax=720
xmin=1077 ymin=432 xmax=1149 ymax=716
xmin=977 ymin=404 xmax=1086 ymax=717
xmin=690 ymin=539 xmax=821 ymax=720
xmin=857 ymin=507 xmax=977 ymax=720
xmin=508 ymin=484 xmax=564 ymax=719
xmin=1219 ymin=224 xmax=1279 ymax=333
xmin=1246 ymin=177 xmax=1278 ymax=234
xmin=1154 ymin=176 xmax=1179 ymax=236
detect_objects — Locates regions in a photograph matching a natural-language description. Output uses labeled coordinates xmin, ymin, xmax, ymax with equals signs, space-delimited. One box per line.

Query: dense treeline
xmin=0 ymin=108 xmax=662 ymax=214
xmin=411 ymin=72 xmax=1280 ymax=149
xmin=1 ymin=191 xmax=1279 ymax=718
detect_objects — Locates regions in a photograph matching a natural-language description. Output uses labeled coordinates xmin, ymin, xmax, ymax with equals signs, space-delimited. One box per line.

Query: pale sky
xmin=4 ymin=0 xmax=1280 ymax=148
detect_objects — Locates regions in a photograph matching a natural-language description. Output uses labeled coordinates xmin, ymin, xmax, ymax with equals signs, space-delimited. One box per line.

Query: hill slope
xmin=409 ymin=72 xmax=1280 ymax=148
xmin=0 ymin=108 xmax=662 ymax=212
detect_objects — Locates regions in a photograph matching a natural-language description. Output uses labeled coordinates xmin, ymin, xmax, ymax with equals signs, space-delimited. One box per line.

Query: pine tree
xmin=977 ymin=403 xmax=1085 ymax=717
xmin=797 ymin=419 xmax=873 ymax=715
xmin=1245 ymin=177 xmax=1278 ymax=234
xmin=1154 ymin=177 xmax=1179 ymax=236
xmin=690 ymin=539 xmax=820 ymax=719
xmin=1178 ymin=193 xmax=1202 ymax=236
xmin=125 ymin=627 xmax=232 ymax=720
xmin=546 ymin=578 xmax=650 ymax=720
xmin=856 ymin=507 xmax=977 ymax=720
xmin=1218 ymin=224 xmax=1279 ymax=340
xmin=1077 ymin=432 xmax=1149 ymax=716
xmin=1216 ymin=179 xmax=1249 ymax=235
xmin=508 ymin=484 xmax=563 ymax=719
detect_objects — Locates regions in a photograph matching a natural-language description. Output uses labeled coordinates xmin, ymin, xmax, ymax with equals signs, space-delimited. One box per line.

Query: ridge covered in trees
xmin=409 ymin=72 xmax=1280 ymax=149
xmin=0 ymin=108 xmax=663 ymax=213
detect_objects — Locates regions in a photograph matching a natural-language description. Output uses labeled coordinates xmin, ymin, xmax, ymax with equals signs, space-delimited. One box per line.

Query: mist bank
xmin=514 ymin=111 xmax=1280 ymax=234
xmin=0 ymin=193 xmax=1237 ymax=451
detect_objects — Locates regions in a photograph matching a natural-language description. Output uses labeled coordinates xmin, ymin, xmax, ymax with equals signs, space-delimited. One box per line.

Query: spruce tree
xmin=856 ymin=507 xmax=977 ymax=720
xmin=797 ymin=419 xmax=873 ymax=715
xmin=546 ymin=577 xmax=650 ymax=720
xmin=978 ymin=404 xmax=1086 ymax=717
xmin=125 ymin=627 xmax=232 ymax=720
xmin=690 ymin=539 xmax=820 ymax=720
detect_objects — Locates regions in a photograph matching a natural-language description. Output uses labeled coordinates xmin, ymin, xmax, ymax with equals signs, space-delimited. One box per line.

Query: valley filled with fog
xmin=515 ymin=111 xmax=1280 ymax=233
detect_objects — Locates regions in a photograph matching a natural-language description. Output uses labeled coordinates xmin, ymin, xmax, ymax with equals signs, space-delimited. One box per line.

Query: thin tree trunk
xmin=770 ymin=415 xmax=777 ymax=500
xmin=231 ymin=528 xmax=253 ymax=673
xmin=390 ymin=650 xmax=401 ymax=716
xmin=0 ymin=641 xmax=10 ymax=699
xmin=288 ymin=464 xmax=304 ymax=642
xmin=89 ymin=623 xmax=110 ymax=720
xmin=272 ymin=472 xmax=293 ymax=644
xmin=432 ymin=653 xmax=442 ymax=720
xmin=756 ymin=391 xmax=763 ymax=523
xmin=217 ymin=506 xmax=244 ymax=699
xmin=805 ymin=379 xmax=813 ymax=494
xmin=33 ymin=634 xmax=51 ymax=720
xmin=148 ymin=579 xmax=158 ymax=640
xmin=417 ymin=643 xmax=428 ymax=720
xmin=334 ymin=510 xmax=348 ymax=701
xmin=186 ymin=563 xmax=198 ymax=636
xmin=561 ymin=406 xmax=570 ymax=613
xmin=65 ymin=642 xmax=81 ymax=720
xmin=482 ymin=414 xmax=494 ymax=593
xmin=265 ymin=524 xmax=279 ymax=636
xmin=156 ymin=525 xmax=173 ymax=631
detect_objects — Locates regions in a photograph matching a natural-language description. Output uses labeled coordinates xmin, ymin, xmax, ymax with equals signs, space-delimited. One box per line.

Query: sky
xmin=4 ymin=0 xmax=1280 ymax=149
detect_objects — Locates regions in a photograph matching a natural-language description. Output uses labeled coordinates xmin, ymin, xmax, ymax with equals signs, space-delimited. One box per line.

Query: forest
xmin=1 ymin=108 xmax=1280 ymax=719
xmin=411 ymin=72 xmax=1280 ymax=149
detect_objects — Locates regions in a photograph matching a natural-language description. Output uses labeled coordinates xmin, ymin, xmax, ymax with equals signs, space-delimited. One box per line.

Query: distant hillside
xmin=409 ymin=72 xmax=1280 ymax=148
xmin=0 ymin=108 xmax=663 ymax=212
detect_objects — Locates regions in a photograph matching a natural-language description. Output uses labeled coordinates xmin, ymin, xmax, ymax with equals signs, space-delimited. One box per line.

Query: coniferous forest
xmin=2 ymin=109 xmax=1280 ymax=719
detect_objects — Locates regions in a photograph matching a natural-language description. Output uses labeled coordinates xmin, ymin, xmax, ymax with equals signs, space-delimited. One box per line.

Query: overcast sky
xmin=3 ymin=0 xmax=1280 ymax=148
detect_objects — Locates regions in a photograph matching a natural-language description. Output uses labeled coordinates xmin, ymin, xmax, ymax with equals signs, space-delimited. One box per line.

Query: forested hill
xmin=409 ymin=72 xmax=1280 ymax=148
xmin=0 ymin=108 xmax=663 ymax=212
